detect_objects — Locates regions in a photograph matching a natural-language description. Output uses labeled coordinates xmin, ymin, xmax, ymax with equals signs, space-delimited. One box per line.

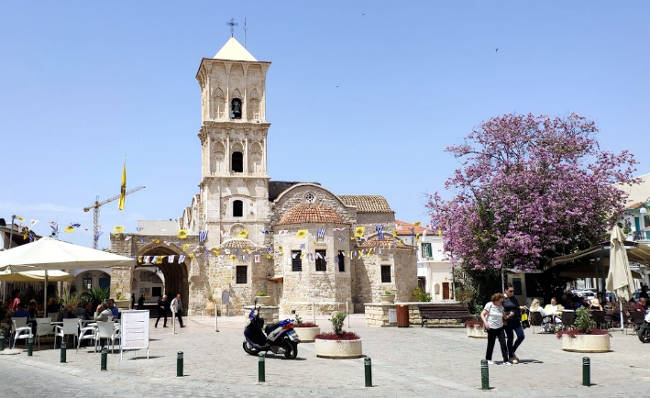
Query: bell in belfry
xmin=231 ymin=98 xmax=242 ymax=119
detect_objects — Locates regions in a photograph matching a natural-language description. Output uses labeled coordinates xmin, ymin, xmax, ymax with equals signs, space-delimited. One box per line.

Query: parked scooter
xmin=242 ymin=298 xmax=300 ymax=358
xmin=637 ymin=310 xmax=650 ymax=343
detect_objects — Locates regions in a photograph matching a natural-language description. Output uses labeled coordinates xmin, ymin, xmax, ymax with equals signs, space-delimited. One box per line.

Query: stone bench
xmin=418 ymin=304 xmax=471 ymax=327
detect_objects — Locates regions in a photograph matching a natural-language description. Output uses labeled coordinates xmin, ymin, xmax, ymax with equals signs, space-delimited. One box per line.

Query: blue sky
xmin=1 ymin=1 xmax=649 ymax=249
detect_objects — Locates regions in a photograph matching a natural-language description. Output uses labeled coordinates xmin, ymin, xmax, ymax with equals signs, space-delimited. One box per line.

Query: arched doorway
xmin=137 ymin=245 xmax=189 ymax=315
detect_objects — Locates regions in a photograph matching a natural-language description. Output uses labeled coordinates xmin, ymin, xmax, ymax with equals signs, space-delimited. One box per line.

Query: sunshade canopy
xmin=0 ymin=269 xmax=74 ymax=282
xmin=0 ymin=236 xmax=135 ymax=272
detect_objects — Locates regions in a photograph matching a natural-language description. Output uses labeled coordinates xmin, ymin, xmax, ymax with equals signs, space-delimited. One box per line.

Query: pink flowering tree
xmin=428 ymin=114 xmax=638 ymax=302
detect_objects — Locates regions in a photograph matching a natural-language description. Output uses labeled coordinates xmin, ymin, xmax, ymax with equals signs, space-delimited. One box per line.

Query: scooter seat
xmin=265 ymin=322 xmax=282 ymax=334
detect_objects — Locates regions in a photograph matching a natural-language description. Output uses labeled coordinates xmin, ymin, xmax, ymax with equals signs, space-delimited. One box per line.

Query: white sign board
xmin=388 ymin=308 xmax=397 ymax=324
xmin=221 ymin=290 xmax=230 ymax=306
xmin=120 ymin=310 xmax=150 ymax=359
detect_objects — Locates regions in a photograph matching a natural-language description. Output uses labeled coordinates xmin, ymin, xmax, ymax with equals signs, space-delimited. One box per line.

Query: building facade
xmin=109 ymin=38 xmax=417 ymax=315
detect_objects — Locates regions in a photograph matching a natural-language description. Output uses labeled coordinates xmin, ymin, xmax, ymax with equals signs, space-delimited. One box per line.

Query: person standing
xmin=137 ymin=295 xmax=145 ymax=310
xmin=155 ymin=295 xmax=170 ymax=328
xmin=503 ymin=285 xmax=527 ymax=364
xmin=481 ymin=293 xmax=511 ymax=365
xmin=170 ymin=293 xmax=184 ymax=328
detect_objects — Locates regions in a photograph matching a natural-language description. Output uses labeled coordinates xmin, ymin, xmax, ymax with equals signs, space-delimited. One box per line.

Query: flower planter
xmin=380 ymin=294 xmax=395 ymax=304
xmin=466 ymin=324 xmax=487 ymax=338
xmin=315 ymin=338 xmax=363 ymax=359
xmin=561 ymin=334 xmax=611 ymax=353
xmin=114 ymin=299 xmax=130 ymax=309
xmin=255 ymin=296 xmax=272 ymax=306
xmin=294 ymin=326 xmax=320 ymax=342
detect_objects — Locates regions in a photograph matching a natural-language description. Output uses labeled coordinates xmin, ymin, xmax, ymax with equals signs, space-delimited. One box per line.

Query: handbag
xmin=521 ymin=311 xmax=530 ymax=329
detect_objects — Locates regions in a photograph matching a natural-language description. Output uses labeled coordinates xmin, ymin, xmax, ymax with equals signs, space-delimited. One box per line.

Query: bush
xmin=81 ymin=287 xmax=109 ymax=307
xmin=314 ymin=332 xmax=360 ymax=340
xmin=575 ymin=307 xmax=596 ymax=334
xmin=412 ymin=287 xmax=431 ymax=303
xmin=331 ymin=312 xmax=346 ymax=335
xmin=256 ymin=291 xmax=268 ymax=297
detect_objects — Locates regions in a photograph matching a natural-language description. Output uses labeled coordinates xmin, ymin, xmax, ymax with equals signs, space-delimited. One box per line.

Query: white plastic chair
xmin=35 ymin=318 xmax=54 ymax=349
xmin=11 ymin=318 xmax=33 ymax=349
xmin=77 ymin=321 xmax=97 ymax=352
xmin=54 ymin=318 xmax=79 ymax=349
xmin=49 ymin=312 xmax=60 ymax=322
xmin=95 ymin=321 xmax=119 ymax=353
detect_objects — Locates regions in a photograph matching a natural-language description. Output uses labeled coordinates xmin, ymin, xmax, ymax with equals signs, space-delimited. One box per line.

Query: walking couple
xmin=480 ymin=285 xmax=527 ymax=365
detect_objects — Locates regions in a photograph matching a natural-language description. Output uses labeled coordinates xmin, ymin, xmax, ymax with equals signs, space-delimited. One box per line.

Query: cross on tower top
xmin=227 ymin=18 xmax=238 ymax=37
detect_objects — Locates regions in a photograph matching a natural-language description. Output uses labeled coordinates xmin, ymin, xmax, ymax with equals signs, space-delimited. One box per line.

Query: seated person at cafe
xmin=107 ymin=299 xmax=119 ymax=318
xmin=46 ymin=297 xmax=60 ymax=315
xmin=12 ymin=302 xmax=29 ymax=318
xmin=27 ymin=299 xmax=38 ymax=319
xmin=94 ymin=302 xmax=114 ymax=322
xmin=60 ymin=304 xmax=77 ymax=319
xmin=576 ymin=296 xmax=590 ymax=309
xmin=543 ymin=297 xmax=564 ymax=323
xmin=635 ymin=297 xmax=648 ymax=312
xmin=589 ymin=298 xmax=603 ymax=311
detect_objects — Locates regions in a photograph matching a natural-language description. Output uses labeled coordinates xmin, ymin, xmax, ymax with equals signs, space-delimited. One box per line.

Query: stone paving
xmin=1 ymin=314 xmax=649 ymax=397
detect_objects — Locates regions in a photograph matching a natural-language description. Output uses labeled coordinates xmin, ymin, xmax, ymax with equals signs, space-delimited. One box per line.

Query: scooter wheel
xmin=243 ymin=341 xmax=260 ymax=355
xmin=283 ymin=340 xmax=298 ymax=359
xmin=638 ymin=330 xmax=650 ymax=343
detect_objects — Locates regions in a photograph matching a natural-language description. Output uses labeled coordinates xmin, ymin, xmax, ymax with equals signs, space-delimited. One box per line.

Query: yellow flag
xmin=413 ymin=221 xmax=421 ymax=227
xmin=392 ymin=230 xmax=397 ymax=238
xmin=113 ymin=225 xmax=124 ymax=233
xmin=296 ymin=229 xmax=307 ymax=239
xmin=15 ymin=215 xmax=25 ymax=222
xmin=230 ymin=254 xmax=236 ymax=261
xmin=182 ymin=243 xmax=191 ymax=252
xmin=354 ymin=226 xmax=365 ymax=238
xmin=237 ymin=230 xmax=249 ymax=239
xmin=177 ymin=229 xmax=188 ymax=240
xmin=212 ymin=248 xmax=220 ymax=255
xmin=118 ymin=162 xmax=126 ymax=210
xmin=437 ymin=229 xmax=443 ymax=237
xmin=64 ymin=226 xmax=75 ymax=233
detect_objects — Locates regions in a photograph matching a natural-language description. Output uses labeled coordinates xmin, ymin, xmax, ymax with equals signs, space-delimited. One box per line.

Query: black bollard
xmin=0 ymin=330 xmax=4 ymax=351
xmin=177 ymin=351 xmax=183 ymax=377
xmin=101 ymin=347 xmax=107 ymax=371
xmin=364 ymin=357 xmax=372 ymax=387
xmin=258 ymin=355 xmax=265 ymax=383
xmin=60 ymin=341 xmax=67 ymax=363
xmin=582 ymin=357 xmax=590 ymax=386
xmin=27 ymin=337 xmax=33 ymax=356
xmin=481 ymin=359 xmax=490 ymax=390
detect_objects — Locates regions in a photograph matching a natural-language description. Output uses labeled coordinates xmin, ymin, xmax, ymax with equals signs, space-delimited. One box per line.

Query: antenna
xmin=244 ymin=17 xmax=247 ymax=48
xmin=227 ymin=18 xmax=238 ymax=37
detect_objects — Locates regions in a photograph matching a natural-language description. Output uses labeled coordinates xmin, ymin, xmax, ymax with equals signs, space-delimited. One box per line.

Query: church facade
xmin=110 ymin=38 xmax=416 ymax=315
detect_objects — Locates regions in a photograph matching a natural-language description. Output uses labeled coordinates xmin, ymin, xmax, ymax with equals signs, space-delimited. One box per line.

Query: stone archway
xmin=137 ymin=245 xmax=189 ymax=315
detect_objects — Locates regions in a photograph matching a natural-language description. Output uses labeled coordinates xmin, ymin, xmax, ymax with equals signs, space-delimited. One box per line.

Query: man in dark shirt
xmin=503 ymin=285 xmax=527 ymax=364
xmin=155 ymin=295 xmax=170 ymax=328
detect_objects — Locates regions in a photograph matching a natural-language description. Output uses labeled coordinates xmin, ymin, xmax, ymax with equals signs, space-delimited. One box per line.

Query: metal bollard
xmin=177 ymin=351 xmax=183 ymax=377
xmin=258 ymin=355 xmax=265 ymax=383
xmin=100 ymin=347 xmax=107 ymax=371
xmin=364 ymin=357 xmax=372 ymax=387
xmin=27 ymin=337 xmax=33 ymax=356
xmin=480 ymin=359 xmax=490 ymax=390
xmin=60 ymin=341 xmax=67 ymax=363
xmin=0 ymin=330 xmax=4 ymax=351
xmin=582 ymin=357 xmax=590 ymax=386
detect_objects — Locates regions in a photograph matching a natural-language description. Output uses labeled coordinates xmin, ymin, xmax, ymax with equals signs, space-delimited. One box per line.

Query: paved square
xmin=1 ymin=314 xmax=649 ymax=397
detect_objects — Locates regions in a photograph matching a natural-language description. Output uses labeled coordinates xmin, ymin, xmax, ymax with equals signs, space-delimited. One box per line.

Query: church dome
xmin=278 ymin=203 xmax=344 ymax=225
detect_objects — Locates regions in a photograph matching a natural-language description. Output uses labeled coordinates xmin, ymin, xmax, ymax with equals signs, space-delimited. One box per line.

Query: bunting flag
xmin=230 ymin=254 xmax=236 ymax=261
xmin=29 ymin=219 xmax=38 ymax=228
xmin=152 ymin=256 xmax=158 ymax=264
xmin=300 ymin=252 xmax=306 ymax=259
xmin=14 ymin=215 xmax=25 ymax=223
xmin=22 ymin=227 xmax=29 ymax=240
xmin=254 ymin=254 xmax=260 ymax=263
xmin=48 ymin=221 xmax=58 ymax=235
xmin=144 ymin=256 xmax=151 ymax=263
xmin=178 ymin=255 xmax=185 ymax=263
xmin=118 ymin=162 xmax=126 ymax=211
xmin=212 ymin=248 xmax=220 ymax=255
xmin=392 ymin=230 xmax=397 ymax=238
xmin=177 ymin=229 xmax=188 ymax=240
xmin=153 ymin=239 xmax=160 ymax=244
xmin=224 ymin=249 xmax=231 ymax=255
xmin=137 ymin=256 xmax=143 ymax=263
xmin=182 ymin=243 xmax=191 ymax=252
xmin=413 ymin=221 xmax=421 ymax=227
xmin=332 ymin=227 xmax=346 ymax=232
xmin=278 ymin=230 xmax=288 ymax=236
xmin=113 ymin=226 xmax=125 ymax=233
xmin=188 ymin=253 xmax=195 ymax=260
xmin=64 ymin=226 xmax=75 ymax=233
xmin=237 ymin=230 xmax=249 ymax=239
xmin=308 ymin=253 xmax=314 ymax=262
xmin=291 ymin=252 xmax=298 ymax=259
xmin=156 ymin=256 xmax=164 ymax=264
xmin=266 ymin=254 xmax=272 ymax=259
xmin=296 ymin=229 xmax=307 ymax=239
xmin=221 ymin=229 xmax=230 ymax=237
xmin=317 ymin=228 xmax=325 ymax=240
xmin=260 ymin=230 xmax=271 ymax=235
xmin=136 ymin=226 xmax=144 ymax=232
xmin=376 ymin=225 xmax=384 ymax=240
xmin=437 ymin=229 xmax=443 ymax=237
xmin=125 ymin=236 xmax=132 ymax=241
xmin=354 ymin=226 xmax=365 ymax=238
xmin=199 ymin=229 xmax=209 ymax=242
xmin=168 ymin=255 xmax=175 ymax=263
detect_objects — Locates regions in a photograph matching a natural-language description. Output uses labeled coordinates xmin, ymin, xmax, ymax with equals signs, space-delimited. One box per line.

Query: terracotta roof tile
xmin=395 ymin=220 xmax=436 ymax=236
xmin=338 ymin=195 xmax=392 ymax=213
xmin=219 ymin=238 xmax=257 ymax=249
xmin=278 ymin=203 xmax=344 ymax=225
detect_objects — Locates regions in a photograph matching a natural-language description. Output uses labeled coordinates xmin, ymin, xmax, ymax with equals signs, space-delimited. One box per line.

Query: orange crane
xmin=83 ymin=186 xmax=145 ymax=248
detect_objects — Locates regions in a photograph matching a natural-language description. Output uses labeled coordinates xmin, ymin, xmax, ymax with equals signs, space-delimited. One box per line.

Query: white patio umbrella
xmin=607 ymin=225 xmax=635 ymax=330
xmin=0 ymin=236 xmax=135 ymax=313
xmin=0 ymin=269 xmax=74 ymax=282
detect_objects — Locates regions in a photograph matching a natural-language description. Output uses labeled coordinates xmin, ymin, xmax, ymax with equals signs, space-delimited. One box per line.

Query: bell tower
xmin=196 ymin=37 xmax=271 ymax=247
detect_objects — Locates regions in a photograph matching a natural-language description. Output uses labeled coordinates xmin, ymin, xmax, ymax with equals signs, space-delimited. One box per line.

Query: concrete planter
xmin=294 ymin=326 xmax=320 ymax=342
xmin=114 ymin=299 xmax=130 ymax=309
xmin=561 ymin=334 xmax=611 ymax=353
xmin=380 ymin=294 xmax=395 ymax=304
xmin=315 ymin=338 xmax=363 ymax=359
xmin=255 ymin=296 xmax=272 ymax=306
xmin=466 ymin=324 xmax=487 ymax=338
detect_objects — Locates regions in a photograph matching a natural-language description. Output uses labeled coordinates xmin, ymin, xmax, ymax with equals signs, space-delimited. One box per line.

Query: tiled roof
xmin=219 ymin=238 xmax=257 ymax=249
xmin=626 ymin=202 xmax=646 ymax=211
xmin=395 ymin=220 xmax=432 ymax=235
xmin=338 ymin=195 xmax=392 ymax=213
xmin=277 ymin=203 xmax=344 ymax=225
xmin=359 ymin=235 xmax=407 ymax=249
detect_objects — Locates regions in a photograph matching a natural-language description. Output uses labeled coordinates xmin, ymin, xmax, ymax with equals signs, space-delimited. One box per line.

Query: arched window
xmin=233 ymin=200 xmax=243 ymax=217
xmin=231 ymin=151 xmax=243 ymax=172
xmin=231 ymin=98 xmax=242 ymax=119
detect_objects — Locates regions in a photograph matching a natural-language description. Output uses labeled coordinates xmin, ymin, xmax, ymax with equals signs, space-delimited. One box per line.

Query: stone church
xmin=110 ymin=37 xmax=416 ymax=315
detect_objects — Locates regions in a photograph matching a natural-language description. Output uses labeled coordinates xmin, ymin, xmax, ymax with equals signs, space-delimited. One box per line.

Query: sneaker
xmin=486 ymin=360 xmax=495 ymax=365
xmin=502 ymin=361 xmax=512 ymax=366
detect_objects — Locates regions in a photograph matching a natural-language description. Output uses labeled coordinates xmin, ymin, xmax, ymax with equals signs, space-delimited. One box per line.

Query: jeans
xmin=505 ymin=324 xmax=525 ymax=358
xmin=486 ymin=327 xmax=508 ymax=362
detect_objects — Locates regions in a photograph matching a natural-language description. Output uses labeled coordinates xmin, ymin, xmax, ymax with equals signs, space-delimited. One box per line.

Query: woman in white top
xmin=481 ymin=293 xmax=511 ymax=365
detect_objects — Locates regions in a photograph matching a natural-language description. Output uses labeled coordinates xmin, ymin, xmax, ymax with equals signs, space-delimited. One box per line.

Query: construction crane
xmin=83 ymin=186 xmax=146 ymax=248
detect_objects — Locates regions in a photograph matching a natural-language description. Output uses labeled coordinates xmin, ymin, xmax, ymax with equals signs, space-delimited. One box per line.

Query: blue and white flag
xmin=168 ymin=255 xmax=175 ymax=263
xmin=178 ymin=255 xmax=185 ymax=263
xmin=199 ymin=229 xmax=209 ymax=243
xmin=376 ymin=225 xmax=384 ymax=240
xmin=317 ymin=228 xmax=325 ymax=240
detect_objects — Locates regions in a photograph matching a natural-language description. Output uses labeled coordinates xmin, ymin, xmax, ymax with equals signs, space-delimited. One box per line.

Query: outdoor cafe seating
xmin=11 ymin=317 xmax=33 ymax=349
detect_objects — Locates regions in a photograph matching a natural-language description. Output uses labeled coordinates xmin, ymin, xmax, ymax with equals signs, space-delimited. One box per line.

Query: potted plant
xmin=255 ymin=291 xmax=272 ymax=306
xmin=314 ymin=312 xmax=362 ymax=358
xmin=464 ymin=319 xmax=487 ymax=338
xmin=380 ymin=290 xmax=395 ymax=304
xmin=557 ymin=307 xmax=611 ymax=352
xmin=113 ymin=291 xmax=131 ymax=309
xmin=293 ymin=313 xmax=320 ymax=342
